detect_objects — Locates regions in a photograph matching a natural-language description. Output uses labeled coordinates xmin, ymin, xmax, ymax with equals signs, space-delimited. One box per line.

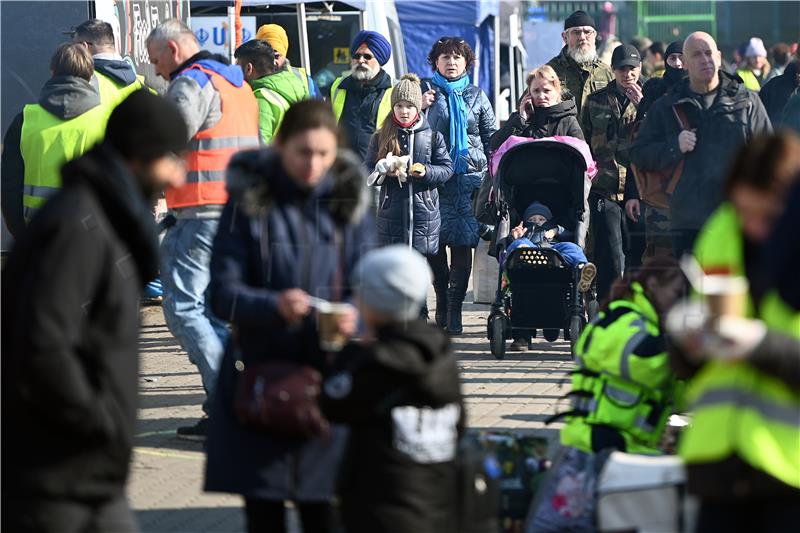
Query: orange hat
xmin=256 ymin=24 xmax=289 ymax=57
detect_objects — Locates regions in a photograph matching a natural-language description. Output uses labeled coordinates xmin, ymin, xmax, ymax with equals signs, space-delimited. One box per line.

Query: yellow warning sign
xmin=333 ymin=47 xmax=350 ymax=64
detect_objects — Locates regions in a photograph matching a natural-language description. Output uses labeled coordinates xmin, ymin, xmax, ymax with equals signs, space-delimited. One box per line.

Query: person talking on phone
xmin=490 ymin=65 xmax=584 ymax=152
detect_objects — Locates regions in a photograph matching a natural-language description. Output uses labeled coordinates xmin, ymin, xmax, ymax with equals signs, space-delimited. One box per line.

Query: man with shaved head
xmin=631 ymin=32 xmax=771 ymax=256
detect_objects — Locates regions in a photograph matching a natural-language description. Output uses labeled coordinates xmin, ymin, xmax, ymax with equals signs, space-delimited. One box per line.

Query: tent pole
xmin=473 ymin=25 xmax=480 ymax=87
xmin=297 ymin=3 xmax=312 ymax=74
xmin=493 ymin=14 xmax=500 ymax=126
xmin=508 ymin=12 xmax=516 ymax=112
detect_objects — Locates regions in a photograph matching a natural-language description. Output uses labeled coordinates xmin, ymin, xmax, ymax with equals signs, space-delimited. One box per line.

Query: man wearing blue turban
xmin=330 ymin=30 xmax=394 ymax=162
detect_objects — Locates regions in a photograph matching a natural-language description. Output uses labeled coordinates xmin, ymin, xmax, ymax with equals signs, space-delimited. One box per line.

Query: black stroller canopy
xmin=495 ymin=140 xmax=589 ymax=228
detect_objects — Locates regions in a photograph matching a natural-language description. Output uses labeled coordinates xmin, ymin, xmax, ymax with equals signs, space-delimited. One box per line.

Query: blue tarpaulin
xmin=395 ymin=0 xmax=498 ymax=103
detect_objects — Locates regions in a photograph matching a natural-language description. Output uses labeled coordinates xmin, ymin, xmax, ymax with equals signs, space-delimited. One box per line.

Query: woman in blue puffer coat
xmin=425 ymin=37 xmax=497 ymax=334
xmin=366 ymin=73 xmax=453 ymax=318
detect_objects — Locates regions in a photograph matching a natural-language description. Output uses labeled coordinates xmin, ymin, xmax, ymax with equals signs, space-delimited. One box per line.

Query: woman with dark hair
xmin=559 ymin=256 xmax=688 ymax=455
xmin=668 ymin=131 xmax=800 ymax=533
xmin=204 ymin=100 xmax=374 ymax=532
xmin=425 ymin=36 xmax=497 ymax=334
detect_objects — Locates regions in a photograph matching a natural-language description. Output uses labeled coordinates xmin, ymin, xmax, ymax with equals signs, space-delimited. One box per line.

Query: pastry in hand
xmin=410 ymin=162 xmax=426 ymax=176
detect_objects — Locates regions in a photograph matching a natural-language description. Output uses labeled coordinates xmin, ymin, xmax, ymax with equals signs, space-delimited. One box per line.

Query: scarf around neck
xmin=392 ymin=112 xmax=420 ymax=129
xmin=432 ymin=71 xmax=471 ymax=173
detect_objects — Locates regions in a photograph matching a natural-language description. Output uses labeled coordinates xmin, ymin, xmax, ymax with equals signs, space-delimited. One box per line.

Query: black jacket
xmin=339 ymin=70 xmax=393 ymax=161
xmin=1 ymin=144 xmax=158 ymax=502
xmin=759 ymin=61 xmax=799 ymax=126
xmin=490 ymin=96 xmax=584 ymax=151
xmin=630 ymin=71 xmax=772 ymax=231
xmin=321 ymin=320 xmax=464 ymax=533
xmin=636 ymin=67 xmax=688 ymax=122
xmin=366 ymin=114 xmax=453 ymax=256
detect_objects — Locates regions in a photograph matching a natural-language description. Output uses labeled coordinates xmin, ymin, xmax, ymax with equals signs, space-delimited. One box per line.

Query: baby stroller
xmin=483 ymin=136 xmax=599 ymax=360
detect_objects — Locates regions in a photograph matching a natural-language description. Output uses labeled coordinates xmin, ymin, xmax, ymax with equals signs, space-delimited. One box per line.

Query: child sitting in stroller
xmin=501 ymin=201 xmax=597 ymax=350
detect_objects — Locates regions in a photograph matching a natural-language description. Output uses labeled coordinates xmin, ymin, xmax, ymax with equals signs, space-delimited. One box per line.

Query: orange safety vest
xmin=166 ymin=65 xmax=260 ymax=209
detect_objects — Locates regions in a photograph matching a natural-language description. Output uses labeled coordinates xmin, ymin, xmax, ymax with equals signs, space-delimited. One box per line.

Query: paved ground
xmin=129 ymin=292 xmax=573 ymax=532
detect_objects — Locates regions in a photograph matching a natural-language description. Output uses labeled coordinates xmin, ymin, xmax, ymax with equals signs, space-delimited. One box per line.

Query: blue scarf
xmin=432 ymin=71 xmax=471 ymax=174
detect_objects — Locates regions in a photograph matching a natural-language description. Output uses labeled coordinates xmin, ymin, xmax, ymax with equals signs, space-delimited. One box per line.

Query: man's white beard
xmin=568 ymin=46 xmax=598 ymax=65
xmin=351 ymin=64 xmax=380 ymax=81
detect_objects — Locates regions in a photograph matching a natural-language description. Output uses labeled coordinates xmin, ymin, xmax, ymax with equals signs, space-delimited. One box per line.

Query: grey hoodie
xmin=38 ymin=76 xmax=101 ymax=120
xmin=2 ymin=76 xmax=102 ymax=238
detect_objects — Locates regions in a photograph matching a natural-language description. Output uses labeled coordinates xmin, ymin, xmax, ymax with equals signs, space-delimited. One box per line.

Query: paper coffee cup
xmin=317 ymin=302 xmax=353 ymax=352
xmin=700 ymin=275 xmax=748 ymax=320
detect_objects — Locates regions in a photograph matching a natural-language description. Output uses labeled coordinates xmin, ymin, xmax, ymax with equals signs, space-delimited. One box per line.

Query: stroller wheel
xmin=569 ymin=315 xmax=586 ymax=355
xmin=490 ymin=316 xmax=506 ymax=360
xmin=543 ymin=328 xmax=560 ymax=342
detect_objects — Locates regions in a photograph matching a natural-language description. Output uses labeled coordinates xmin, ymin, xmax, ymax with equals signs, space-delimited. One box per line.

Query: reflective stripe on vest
xmin=289 ymin=65 xmax=310 ymax=95
xmin=330 ymin=75 xmax=394 ymax=129
xmin=20 ymin=102 xmax=110 ymax=220
xmin=166 ymin=65 xmax=260 ymax=209
xmin=257 ymin=88 xmax=290 ymax=113
xmin=692 ymin=387 xmax=800 ymax=426
xmin=680 ymin=203 xmax=800 ymax=489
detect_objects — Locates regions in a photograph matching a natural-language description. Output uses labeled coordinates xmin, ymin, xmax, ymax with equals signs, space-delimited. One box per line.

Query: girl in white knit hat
xmin=365 ymin=73 xmax=453 ymax=322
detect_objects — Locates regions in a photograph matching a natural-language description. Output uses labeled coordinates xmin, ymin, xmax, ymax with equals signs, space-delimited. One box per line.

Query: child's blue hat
xmin=523 ymin=202 xmax=552 ymax=222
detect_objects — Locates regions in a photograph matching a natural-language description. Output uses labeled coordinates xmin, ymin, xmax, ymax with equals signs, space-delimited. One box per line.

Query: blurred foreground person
xmin=668 ymin=132 xmax=800 ymax=532
xmin=1 ymin=90 xmax=188 ymax=533
xmin=204 ymin=101 xmax=373 ymax=533
xmin=321 ymin=245 xmax=464 ymax=533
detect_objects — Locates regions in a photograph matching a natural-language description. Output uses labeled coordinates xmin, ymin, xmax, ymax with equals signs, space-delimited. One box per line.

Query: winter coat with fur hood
xmin=204 ymin=148 xmax=375 ymax=500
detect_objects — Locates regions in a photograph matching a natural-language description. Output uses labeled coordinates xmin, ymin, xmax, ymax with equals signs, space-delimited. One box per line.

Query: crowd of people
xmin=2 ymin=9 xmax=799 ymax=533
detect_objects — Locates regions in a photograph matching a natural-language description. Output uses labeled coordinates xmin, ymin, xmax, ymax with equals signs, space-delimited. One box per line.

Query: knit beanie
xmin=256 ymin=24 xmax=289 ymax=57
xmin=665 ymin=40 xmax=684 ymax=58
xmin=523 ymin=201 xmax=552 ymax=222
xmin=391 ymin=73 xmax=423 ymax=111
xmin=745 ymin=37 xmax=768 ymax=58
xmin=350 ymin=30 xmax=392 ymax=66
xmin=564 ymin=10 xmax=596 ymax=31
xmin=353 ymin=245 xmax=431 ymax=321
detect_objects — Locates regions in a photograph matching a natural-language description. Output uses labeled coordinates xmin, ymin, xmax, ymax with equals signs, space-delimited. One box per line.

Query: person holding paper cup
xmin=204 ymin=101 xmax=374 ymax=532
xmin=666 ymin=131 xmax=800 ymax=532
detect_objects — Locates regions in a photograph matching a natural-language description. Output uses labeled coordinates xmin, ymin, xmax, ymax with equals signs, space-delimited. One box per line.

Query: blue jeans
xmin=552 ymin=242 xmax=588 ymax=268
xmin=160 ymin=218 xmax=229 ymax=415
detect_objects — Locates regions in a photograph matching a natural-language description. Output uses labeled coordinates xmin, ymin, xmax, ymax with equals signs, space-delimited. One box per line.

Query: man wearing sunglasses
xmin=330 ymin=30 xmax=394 ymax=162
xmin=547 ymin=10 xmax=613 ymax=119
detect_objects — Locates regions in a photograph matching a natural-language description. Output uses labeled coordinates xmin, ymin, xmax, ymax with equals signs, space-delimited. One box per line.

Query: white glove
xmin=375 ymin=152 xmax=394 ymax=175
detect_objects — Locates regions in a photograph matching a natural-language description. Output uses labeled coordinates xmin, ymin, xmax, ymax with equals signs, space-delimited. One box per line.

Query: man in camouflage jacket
xmin=547 ymin=10 xmax=613 ymax=119
xmin=581 ymin=44 xmax=644 ymax=298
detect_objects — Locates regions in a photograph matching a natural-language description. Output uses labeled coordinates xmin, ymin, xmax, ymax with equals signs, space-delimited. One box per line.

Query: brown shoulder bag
xmin=630 ymin=106 xmax=690 ymax=209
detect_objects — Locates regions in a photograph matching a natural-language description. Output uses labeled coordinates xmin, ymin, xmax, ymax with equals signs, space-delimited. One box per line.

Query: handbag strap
xmin=332 ymin=227 xmax=345 ymax=302
xmin=665 ymin=105 xmax=691 ymax=195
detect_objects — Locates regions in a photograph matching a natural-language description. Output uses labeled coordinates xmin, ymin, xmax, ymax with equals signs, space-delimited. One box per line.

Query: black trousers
xmin=590 ymin=195 xmax=626 ymax=299
xmin=695 ymin=498 xmax=800 ymax=533
xmin=3 ymin=496 xmax=136 ymax=533
xmin=428 ymin=245 xmax=473 ymax=279
xmin=245 ymin=499 xmax=334 ymax=533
